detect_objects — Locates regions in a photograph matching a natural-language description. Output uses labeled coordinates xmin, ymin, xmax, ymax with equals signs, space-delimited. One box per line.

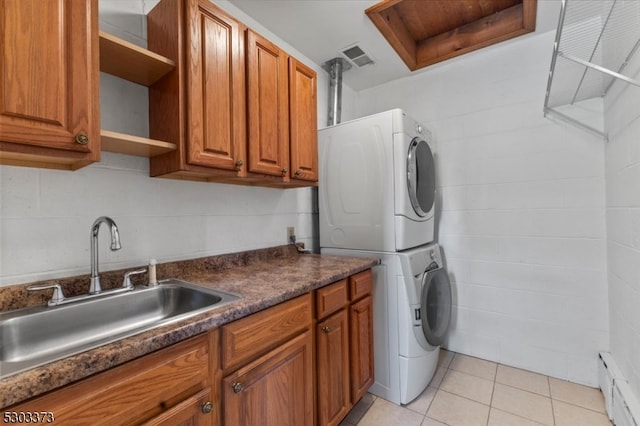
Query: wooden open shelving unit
xmin=100 ymin=130 xmax=176 ymax=157
xmin=99 ymin=31 xmax=176 ymax=157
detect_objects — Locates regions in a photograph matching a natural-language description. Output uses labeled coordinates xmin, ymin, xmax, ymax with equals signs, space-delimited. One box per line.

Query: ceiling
xmin=229 ymin=0 xmax=562 ymax=91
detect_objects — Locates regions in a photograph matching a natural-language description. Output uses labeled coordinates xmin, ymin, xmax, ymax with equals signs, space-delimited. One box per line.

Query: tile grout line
xmin=549 ymin=375 xmax=557 ymax=426
xmin=487 ymin=369 xmax=497 ymax=426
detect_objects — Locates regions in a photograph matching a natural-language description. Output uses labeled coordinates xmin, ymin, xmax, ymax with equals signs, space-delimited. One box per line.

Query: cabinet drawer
xmin=142 ymin=388 xmax=212 ymax=426
xmin=349 ymin=269 xmax=372 ymax=301
xmin=11 ymin=333 xmax=212 ymax=426
xmin=315 ymin=279 xmax=348 ymax=320
xmin=222 ymin=294 xmax=312 ymax=371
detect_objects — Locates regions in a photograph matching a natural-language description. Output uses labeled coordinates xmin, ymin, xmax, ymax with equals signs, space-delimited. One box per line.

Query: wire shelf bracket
xmin=544 ymin=0 xmax=640 ymax=141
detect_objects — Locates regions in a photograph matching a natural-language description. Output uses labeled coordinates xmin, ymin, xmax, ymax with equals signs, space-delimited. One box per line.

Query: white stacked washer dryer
xmin=319 ymin=109 xmax=452 ymax=405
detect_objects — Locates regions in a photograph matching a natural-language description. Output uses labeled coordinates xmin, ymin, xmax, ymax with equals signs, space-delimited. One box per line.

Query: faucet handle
xmin=27 ymin=283 xmax=66 ymax=307
xmin=122 ymin=268 xmax=147 ymax=289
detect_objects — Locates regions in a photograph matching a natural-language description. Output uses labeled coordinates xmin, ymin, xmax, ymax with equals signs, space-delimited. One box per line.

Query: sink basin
xmin=0 ymin=279 xmax=241 ymax=378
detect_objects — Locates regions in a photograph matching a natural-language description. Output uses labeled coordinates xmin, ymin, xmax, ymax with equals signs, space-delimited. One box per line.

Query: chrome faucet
xmin=89 ymin=216 xmax=121 ymax=294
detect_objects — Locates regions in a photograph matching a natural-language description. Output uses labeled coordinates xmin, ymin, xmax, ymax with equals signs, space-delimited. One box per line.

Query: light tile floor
xmin=341 ymin=351 xmax=612 ymax=426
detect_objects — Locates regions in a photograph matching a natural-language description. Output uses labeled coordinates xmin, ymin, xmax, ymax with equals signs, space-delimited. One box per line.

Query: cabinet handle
xmin=75 ymin=133 xmax=89 ymax=145
xmin=201 ymin=401 xmax=213 ymax=414
xmin=281 ymin=168 xmax=288 ymax=176
xmin=235 ymin=159 xmax=243 ymax=169
xmin=322 ymin=326 xmax=331 ymax=333
xmin=232 ymin=382 xmax=244 ymax=393
xmin=294 ymin=169 xmax=302 ymax=177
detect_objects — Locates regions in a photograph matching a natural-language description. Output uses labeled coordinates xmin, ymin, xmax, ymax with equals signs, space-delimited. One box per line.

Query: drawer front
xmin=222 ymin=293 xmax=312 ymax=371
xmin=315 ymin=279 xmax=348 ymax=320
xmin=11 ymin=333 xmax=211 ymax=426
xmin=349 ymin=269 xmax=372 ymax=301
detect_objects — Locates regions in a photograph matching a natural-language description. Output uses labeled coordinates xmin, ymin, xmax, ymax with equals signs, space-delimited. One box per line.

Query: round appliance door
xmin=406 ymin=137 xmax=436 ymax=217
xmin=420 ymin=267 xmax=452 ymax=347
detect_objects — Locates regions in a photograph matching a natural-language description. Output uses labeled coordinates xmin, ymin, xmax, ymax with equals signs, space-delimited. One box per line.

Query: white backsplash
xmin=0 ymin=0 xmax=358 ymax=287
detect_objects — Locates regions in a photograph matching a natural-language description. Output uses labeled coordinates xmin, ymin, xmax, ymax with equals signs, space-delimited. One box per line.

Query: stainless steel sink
xmin=0 ymin=279 xmax=241 ymax=378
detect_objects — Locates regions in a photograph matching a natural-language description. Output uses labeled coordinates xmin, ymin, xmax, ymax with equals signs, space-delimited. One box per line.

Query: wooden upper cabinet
xmin=246 ymin=29 xmax=290 ymax=179
xmin=148 ymin=0 xmax=246 ymax=178
xmin=186 ymin=0 xmax=245 ymax=172
xmin=148 ymin=0 xmax=317 ymax=186
xmin=0 ymin=0 xmax=99 ymax=170
xmin=288 ymin=58 xmax=318 ymax=182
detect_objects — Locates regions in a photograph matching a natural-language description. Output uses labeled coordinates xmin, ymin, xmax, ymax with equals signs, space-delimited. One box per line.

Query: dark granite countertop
xmin=0 ymin=246 xmax=378 ymax=409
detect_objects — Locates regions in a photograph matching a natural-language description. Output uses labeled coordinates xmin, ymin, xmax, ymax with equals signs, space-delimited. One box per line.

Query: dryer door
xmin=420 ymin=267 xmax=451 ymax=347
xmin=406 ymin=138 xmax=436 ymax=217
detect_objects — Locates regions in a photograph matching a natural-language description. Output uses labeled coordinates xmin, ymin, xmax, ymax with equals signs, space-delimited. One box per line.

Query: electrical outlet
xmin=287 ymin=226 xmax=295 ymax=244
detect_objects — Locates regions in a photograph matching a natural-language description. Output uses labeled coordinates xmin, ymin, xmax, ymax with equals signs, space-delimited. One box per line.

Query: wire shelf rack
xmin=544 ymin=0 xmax=640 ymax=140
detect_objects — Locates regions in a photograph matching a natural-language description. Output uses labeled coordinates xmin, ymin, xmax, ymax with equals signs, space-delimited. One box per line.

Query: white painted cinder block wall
xmin=0 ymin=0 xmax=626 ymax=392
xmin=604 ymin=32 xmax=640 ymax=401
xmin=356 ymin=30 xmax=609 ymax=386
xmin=0 ymin=0 xmax=359 ymax=287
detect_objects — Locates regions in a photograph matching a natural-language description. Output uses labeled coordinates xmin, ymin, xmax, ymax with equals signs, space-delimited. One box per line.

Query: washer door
xmin=420 ymin=267 xmax=452 ymax=347
xmin=406 ymin=137 xmax=436 ymax=217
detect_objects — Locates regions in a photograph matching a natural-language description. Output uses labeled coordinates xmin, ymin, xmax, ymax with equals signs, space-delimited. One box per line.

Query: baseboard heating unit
xmin=599 ymin=352 xmax=640 ymax=426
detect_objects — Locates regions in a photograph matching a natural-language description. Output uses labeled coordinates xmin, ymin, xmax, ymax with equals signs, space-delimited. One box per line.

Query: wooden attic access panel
xmin=366 ymin=0 xmax=537 ymax=70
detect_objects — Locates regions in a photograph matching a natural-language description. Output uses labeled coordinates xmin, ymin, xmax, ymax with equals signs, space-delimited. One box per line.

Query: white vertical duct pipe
xmin=322 ymin=58 xmax=351 ymax=127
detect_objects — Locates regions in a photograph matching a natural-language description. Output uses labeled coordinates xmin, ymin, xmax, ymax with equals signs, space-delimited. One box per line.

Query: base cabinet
xmin=315 ymin=270 xmax=374 ymax=426
xmin=317 ymin=309 xmax=351 ymax=426
xmin=349 ymin=295 xmax=374 ymax=402
xmin=6 ymin=270 xmax=372 ymax=426
xmin=220 ymin=294 xmax=314 ymax=426
xmin=144 ymin=388 xmax=213 ymax=426
xmin=222 ymin=331 xmax=314 ymax=426
xmin=9 ymin=331 xmax=219 ymax=426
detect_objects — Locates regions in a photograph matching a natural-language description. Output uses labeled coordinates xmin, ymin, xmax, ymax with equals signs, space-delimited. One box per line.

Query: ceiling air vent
xmin=340 ymin=44 xmax=374 ymax=68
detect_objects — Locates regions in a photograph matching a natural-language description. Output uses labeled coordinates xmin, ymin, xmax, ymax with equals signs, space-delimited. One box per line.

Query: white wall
xmin=0 ymin=0 xmax=358 ymax=287
xmin=604 ymin=27 xmax=640 ymax=400
xmin=357 ymin=31 xmax=609 ymax=386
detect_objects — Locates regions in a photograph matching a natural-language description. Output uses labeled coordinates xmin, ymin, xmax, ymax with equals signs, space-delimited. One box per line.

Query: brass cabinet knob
xmin=281 ymin=168 xmax=288 ymax=176
xmin=322 ymin=326 xmax=331 ymax=333
xmin=294 ymin=169 xmax=302 ymax=177
xmin=232 ymin=382 xmax=244 ymax=393
xmin=201 ymin=401 xmax=213 ymax=414
xmin=235 ymin=159 xmax=243 ymax=169
xmin=75 ymin=133 xmax=89 ymax=145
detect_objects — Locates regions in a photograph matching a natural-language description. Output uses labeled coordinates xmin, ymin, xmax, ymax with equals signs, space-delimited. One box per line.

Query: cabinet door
xmin=288 ymin=58 xmax=318 ymax=182
xmin=0 ymin=0 xmax=99 ymax=169
xmin=10 ymin=334 xmax=212 ymax=425
xmin=317 ymin=310 xmax=350 ymax=426
xmin=246 ymin=29 xmax=289 ymax=178
xmin=223 ymin=331 xmax=313 ymax=426
xmin=350 ymin=295 xmax=374 ymax=403
xmin=143 ymin=388 xmax=214 ymax=426
xmin=186 ymin=0 xmax=245 ymax=172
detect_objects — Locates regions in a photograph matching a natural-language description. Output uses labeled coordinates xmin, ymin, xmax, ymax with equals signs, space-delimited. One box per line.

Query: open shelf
xmin=99 ymin=31 xmax=175 ymax=86
xmin=98 ymin=32 xmax=176 ymax=157
xmin=100 ymin=130 xmax=176 ymax=157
